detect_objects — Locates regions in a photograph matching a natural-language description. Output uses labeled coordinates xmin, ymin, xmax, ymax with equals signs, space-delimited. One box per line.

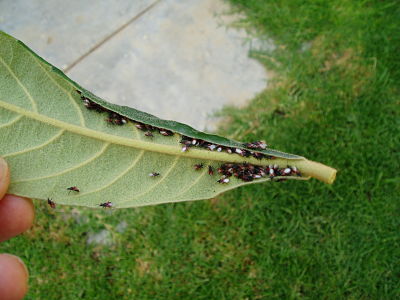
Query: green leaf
xmin=0 ymin=31 xmax=336 ymax=208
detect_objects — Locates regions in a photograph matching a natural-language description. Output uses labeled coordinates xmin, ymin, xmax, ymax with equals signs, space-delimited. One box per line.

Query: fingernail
xmin=0 ymin=157 xmax=8 ymax=183
xmin=1 ymin=254 xmax=29 ymax=280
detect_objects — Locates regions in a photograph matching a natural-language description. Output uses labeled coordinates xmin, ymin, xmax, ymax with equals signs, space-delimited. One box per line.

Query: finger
xmin=0 ymin=195 xmax=34 ymax=243
xmin=0 ymin=254 xmax=29 ymax=300
xmin=0 ymin=157 xmax=10 ymax=200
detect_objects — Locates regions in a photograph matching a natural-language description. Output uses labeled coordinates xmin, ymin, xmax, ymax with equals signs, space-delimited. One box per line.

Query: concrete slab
xmin=0 ymin=0 xmax=270 ymax=131
xmin=0 ymin=0 xmax=156 ymax=69
xmin=68 ymin=0 xmax=269 ymax=130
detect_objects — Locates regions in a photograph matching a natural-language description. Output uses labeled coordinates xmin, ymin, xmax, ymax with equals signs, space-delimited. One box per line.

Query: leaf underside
xmin=0 ymin=31 xmax=311 ymax=208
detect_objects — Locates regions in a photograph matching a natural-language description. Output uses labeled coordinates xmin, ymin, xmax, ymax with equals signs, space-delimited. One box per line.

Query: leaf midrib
xmin=1 ymin=99 xmax=297 ymax=165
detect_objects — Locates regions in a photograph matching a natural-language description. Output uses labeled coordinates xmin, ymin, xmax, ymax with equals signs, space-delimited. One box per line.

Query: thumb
xmin=0 ymin=157 xmax=10 ymax=200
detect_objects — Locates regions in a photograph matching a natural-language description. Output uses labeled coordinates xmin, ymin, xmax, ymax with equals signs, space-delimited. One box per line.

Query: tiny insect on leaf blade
xmin=47 ymin=198 xmax=56 ymax=209
xmin=67 ymin=186 xmax=80 ymax=192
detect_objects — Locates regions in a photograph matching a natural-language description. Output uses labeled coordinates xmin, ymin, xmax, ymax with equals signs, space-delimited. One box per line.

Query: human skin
xmin=0 ymin=157 xmax=34 ymax=300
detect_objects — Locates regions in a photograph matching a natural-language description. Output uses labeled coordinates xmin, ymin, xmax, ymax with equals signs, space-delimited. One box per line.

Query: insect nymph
xmin=194 ymin=163 xmax=204 ymax=170
xmin=99 ymin=201 xmax=113 ymax=208
xmin=47 ymin=198 xmax=56 ymax=209
xmin=67 ymin=186 xmax=80 ymax=193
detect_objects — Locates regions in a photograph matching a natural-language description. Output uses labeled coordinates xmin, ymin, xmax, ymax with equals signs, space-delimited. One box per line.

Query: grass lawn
xmin=1 ymin=0 xmax=399 ymax=299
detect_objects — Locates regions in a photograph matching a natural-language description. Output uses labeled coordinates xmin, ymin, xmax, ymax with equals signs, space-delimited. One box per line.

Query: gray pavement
xmin=0 ymin=0 xmax=269 ymax=131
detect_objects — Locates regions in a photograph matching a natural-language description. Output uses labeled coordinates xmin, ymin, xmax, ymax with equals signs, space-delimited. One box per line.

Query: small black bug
xmin=235 ymin=148 xmax=243 ymax=155
xmin=149 ymin=172 xmax=160 ymax=177
xmin=252 ymin=152 xmax=265 ymax=160
xmin=67 ymin=186 xmax=80 ymax=193
xmin=217 ymin=177 xmax=230 ymax=184
xmin=243 ymin=141 xmax=267 ymax=150
xmin=208 ymin=166 xmax=214 ymax=175
xmin=283 ymin=167 xmax=292 ymax=175
xmin=47 ymin=198 xmax=56 ymax=209
xmin=82 ymin=98 xmax=105 ymax=112
xmin=105 ymin=113 xmax=127 ymax=126
xmin=100 ymin=201 xmax=113 ymax=208
xmin=241 ymin=175 xmax=254 ymax=182
xmin=159 ymin=129 xmax=174 ymax=136
xmin=269 ymin=168 xmax=275 ymax=178
xmin=194 ymin=163 xmax=204 ymax=170
xmin=135 ymin=123 xmax=147 ymax=131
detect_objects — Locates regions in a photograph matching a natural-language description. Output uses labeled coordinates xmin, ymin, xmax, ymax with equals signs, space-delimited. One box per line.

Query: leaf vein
xmin=174 ymin=161 xmax=211 ymax=199
xmin=3 ymin=129 xmax=65 ymax=158
xmin=0 ymin=56 xmax=38 ymax=112
xmin=124 ymin=156 xmax=181 ymax=203
xmin=0 ymin=98 xmax=297 ymax=165
xmin=12 ymin=142 xmax=110 ymax=182
xmin=77 ymin=150 xmax=145 ymax=197
xmin=29 ymin=54 xmax=86 ymax=126
xmin=0 ymin=115 xmax=23 ymax=129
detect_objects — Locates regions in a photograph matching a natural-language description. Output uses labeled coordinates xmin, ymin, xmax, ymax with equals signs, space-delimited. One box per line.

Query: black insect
xmin=252 ymin=152 xmax=266 ymax=160
xmin=241 ymin=175 xmax=254 ymax=182
xmin=242 ymin=150 xmax=252 ymax=157
xmin=135 ymin=123 xmax=147 ymax=131
xmin=283 ymin=167 xmax=292 ymax=175
xmin=146 ymin=125 xmax=156 ymax=132
xmin=149 ymin=172 xmax=160 ymax=177
xmin=67 ymin=186 xmax=80 ymax=193
xmin=234 ymin=148 xmax=243 ymax=155
xmin=144 ymin=131 xmax=154 ymax=137
xmin=194 ymin=163 xmax=204 ymax=170
xmin=106 ymin=112 xmax=127 ymax=126
xmin=81 ymin=97 xmax=105 ymax=113
xmin=180 ymin=137 xmax=193 ymax=146
xmin=291 ymin=166 xmax=301 ymax=176
xmin=215 ymin=161 xmax=301 ymax=184
xmin=100 ymin=201 xmax=113 ymax=208
xmin=217 ymin=177 xmax=230 ymax=184
xmin=208 ymin=166 xmax=214 ymax=175
xmin=243 ymin=141 xmax=267 ymax=150
xmin=159 ymin=129 xmax=174 ymax=136
xmin=47 ymin=198 xmax=56 ymax=209
xmin=268 ymin=168 xmax=275 ymax=178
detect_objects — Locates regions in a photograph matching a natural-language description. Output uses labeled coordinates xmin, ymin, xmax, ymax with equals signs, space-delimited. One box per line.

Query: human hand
xmin=0 ymin=157 xmax=34 ymax=300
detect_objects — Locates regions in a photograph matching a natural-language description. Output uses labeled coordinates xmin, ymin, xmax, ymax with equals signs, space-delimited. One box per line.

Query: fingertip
xmin=0 ymin=254 xmax=28 ymax=300
xmin=0 ymin=195 xmax=34 ymax=242
xmin=0 ymin=157 xmax=10 ymax=200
